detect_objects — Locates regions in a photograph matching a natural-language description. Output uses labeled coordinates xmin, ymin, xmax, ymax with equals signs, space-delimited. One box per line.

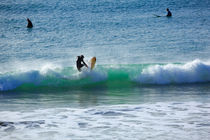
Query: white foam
xmin=137 ymin=59 xmax=210 ymax=84
xmin=78 ymin=69 xmax=107 ymax=82
xmin=0 ymin=64 xmax=107 ymax=91
xmin=1 ymin=102 xmax=210 ymax=140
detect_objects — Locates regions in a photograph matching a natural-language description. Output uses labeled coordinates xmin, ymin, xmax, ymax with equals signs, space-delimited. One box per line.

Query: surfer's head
xmin=27 ymin=18 xmax=32 ymax=23
xmin=81 ymin=55 xmax=84 ymax=59
xmin=166 ymin=8 xmax=169 ymax=11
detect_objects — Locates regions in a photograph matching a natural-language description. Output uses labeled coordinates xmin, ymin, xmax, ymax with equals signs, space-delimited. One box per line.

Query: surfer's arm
xmin=82 ymin=60 xmax=88 ymax=68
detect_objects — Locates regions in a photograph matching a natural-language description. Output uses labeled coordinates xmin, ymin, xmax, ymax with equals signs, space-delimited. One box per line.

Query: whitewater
xmin=1 ymin=0 xmax=210 ymax=139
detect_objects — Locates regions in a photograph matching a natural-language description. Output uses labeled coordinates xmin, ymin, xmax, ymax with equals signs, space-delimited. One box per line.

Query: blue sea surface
xmin=0 ymin=0 xmax=210 ymax=139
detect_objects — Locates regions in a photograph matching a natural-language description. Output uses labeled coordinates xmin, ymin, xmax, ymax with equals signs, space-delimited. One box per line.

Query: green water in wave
xmin=14 ymin=64 xmax=147 ymax=91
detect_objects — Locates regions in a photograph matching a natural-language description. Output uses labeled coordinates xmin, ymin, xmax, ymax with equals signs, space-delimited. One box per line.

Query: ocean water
xmin=1 ymin=0 xmax=210 ymax=139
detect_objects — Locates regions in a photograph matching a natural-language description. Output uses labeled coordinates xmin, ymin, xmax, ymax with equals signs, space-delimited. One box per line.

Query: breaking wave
xmin=1 ymin=59 xmax=210 ymax=91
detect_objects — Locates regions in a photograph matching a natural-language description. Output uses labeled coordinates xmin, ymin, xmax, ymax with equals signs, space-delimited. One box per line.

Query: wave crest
xmin=137 ymin=59 xmax=210 ymax=84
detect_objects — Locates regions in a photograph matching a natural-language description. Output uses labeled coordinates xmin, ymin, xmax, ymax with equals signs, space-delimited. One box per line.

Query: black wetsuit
xmin=27 ymin=19 xmax=33 ymax=28
xmin=167 ymin=10 xmax=172 ymax=17
xmin=76 ymin=56 xmax=87 ymax=71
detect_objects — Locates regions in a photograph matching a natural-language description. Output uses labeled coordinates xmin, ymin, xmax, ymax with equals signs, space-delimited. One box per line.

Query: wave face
xmin=1 ymin=60 xmax=210 ymax=91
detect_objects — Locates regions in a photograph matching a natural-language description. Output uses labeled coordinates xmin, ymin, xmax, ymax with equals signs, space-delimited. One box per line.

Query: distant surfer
xmin=166 ymin=8 xmax=172 ymax=17
xmin=76 ymin=55 xmax=88 ymax=72
xmin=153 ymin=8 xmax=172 ymax=17
xmin=27 ymin=18 xmax=33 ymax=28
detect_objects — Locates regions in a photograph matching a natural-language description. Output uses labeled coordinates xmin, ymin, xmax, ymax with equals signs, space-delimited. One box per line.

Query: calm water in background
xmin=0 ymin=0 xmax=210 ymax=139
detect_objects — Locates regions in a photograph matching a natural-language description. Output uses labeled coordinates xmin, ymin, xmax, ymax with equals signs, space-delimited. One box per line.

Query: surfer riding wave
xmin=76 ymin=55 xmax=88 ymax=72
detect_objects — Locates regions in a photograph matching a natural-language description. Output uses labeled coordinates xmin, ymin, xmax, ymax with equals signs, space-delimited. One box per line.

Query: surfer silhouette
xmin=27 ymin=18 xmax=33 ymax=28
xmin=166 ymin=8 xmax=172 ymax=17
xmin=76 ymin=55 xmax=88 ymax=72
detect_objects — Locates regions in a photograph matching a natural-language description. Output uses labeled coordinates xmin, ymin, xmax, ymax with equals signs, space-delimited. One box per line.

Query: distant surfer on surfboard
xmin=166 ymin=8 xmax=172 ymax=17
xmin=76 ymin=55 xmax=88 ymax=72
xmin=154 ymin=8 xmax=172 ymax=17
